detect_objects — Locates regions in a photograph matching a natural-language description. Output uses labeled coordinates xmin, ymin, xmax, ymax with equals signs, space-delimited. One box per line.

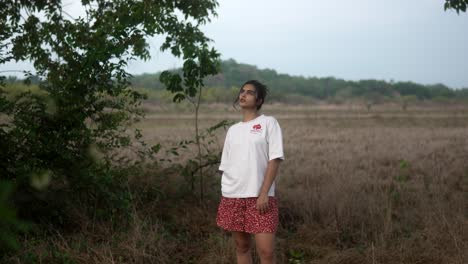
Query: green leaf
xmin=151 ymin=143 xmax=162 ymax=154
xmin=173 ymin=93 xmax=185 ymax=102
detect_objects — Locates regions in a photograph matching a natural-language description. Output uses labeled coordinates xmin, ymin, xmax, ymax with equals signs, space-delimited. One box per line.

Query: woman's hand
xmin=256 ymin=194 xmax=269 ymax=215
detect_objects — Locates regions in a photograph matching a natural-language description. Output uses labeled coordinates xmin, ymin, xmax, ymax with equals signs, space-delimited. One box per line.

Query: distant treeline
xmin=5 ymin=58 xmax=468 ymax=104
xmin=130 ymin=59 xmax=468 ymax=104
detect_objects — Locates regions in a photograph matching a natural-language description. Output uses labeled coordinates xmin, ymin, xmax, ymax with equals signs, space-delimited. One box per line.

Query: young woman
xmin=216 ymin=80 xmax=285 ymax=264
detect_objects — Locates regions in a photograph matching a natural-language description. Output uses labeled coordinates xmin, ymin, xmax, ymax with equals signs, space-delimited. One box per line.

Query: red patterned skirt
xmin=216 ymin=196 xmax=279 ymax=234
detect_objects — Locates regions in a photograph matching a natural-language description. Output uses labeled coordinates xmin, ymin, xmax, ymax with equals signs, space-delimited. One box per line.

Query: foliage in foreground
xmin=0 ymin=0 xmax=220 ymax=254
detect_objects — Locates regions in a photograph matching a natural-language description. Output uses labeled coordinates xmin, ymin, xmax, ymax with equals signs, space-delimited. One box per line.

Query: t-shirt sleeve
xmin=267 ymin=118 xmax=285 ymax=161
xmin=218 ymin=128 xmax=231 ymax=172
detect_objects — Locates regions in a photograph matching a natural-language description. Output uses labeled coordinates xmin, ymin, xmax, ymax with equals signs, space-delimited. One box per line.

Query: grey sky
xmin=2 ymin=0 xmax=468 ymax=88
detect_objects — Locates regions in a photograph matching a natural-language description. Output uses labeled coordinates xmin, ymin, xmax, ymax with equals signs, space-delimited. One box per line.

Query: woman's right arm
xmin=218 ymin=129 xmax=231 ymax=173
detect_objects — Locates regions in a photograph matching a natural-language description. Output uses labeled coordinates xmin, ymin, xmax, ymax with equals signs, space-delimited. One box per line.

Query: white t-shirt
xmin=218 ymin=114 xmax=285 ymax=198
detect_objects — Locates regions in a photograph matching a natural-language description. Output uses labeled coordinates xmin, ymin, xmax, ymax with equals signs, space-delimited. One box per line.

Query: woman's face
xmin=238 ymin=84 xmax=259 ymax=110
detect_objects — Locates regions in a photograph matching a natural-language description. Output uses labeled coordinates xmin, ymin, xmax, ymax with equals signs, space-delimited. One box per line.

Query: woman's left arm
xmin=256 ymin=158 xmax=282 ymax=214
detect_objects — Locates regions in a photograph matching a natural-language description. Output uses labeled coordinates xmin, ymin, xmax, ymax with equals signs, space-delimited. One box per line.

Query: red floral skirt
xmin=216 ymin=196 xmax=279 ymax=234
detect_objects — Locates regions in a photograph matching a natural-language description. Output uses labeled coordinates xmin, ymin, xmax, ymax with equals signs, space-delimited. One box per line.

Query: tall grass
xmin=4 ymin=103 xmax=468 ymax=264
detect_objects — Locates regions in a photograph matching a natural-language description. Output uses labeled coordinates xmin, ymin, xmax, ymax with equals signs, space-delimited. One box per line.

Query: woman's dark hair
xmin=233 ymin=80 xmax=269 ymax=111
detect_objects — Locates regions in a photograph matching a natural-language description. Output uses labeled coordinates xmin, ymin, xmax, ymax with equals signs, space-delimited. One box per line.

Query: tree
xmin=444 ymin=0 xmax=468 ymax=13
xmin=0 ymin=0 xmax=220 ymax=251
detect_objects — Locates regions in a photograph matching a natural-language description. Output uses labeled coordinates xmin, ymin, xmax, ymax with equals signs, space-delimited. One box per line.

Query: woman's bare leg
xmin=254 ymin=233 xmax=276 ymax=264
xmin=232 ymin=231 xmax=252 ymax=264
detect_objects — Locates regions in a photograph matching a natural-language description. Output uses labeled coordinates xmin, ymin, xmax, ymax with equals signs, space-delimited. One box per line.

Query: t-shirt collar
xmin=240 ymin=114 xmax=264 ymax=124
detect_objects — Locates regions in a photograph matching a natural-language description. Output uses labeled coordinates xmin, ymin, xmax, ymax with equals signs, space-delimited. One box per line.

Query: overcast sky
xmin=2 ymin=0 xmax=468 ymax=88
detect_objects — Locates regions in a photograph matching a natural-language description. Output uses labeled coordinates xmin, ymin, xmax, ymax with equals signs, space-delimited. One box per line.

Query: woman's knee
xmin=236 ymin=244 xmax=251 ymax=254
xmin=233 ymin=233 xmax=251 ymax=254
xmin=257 ymin=246 xmax=274 ymax=260
xmin=255 ymin=233 xmax=275 ymax=260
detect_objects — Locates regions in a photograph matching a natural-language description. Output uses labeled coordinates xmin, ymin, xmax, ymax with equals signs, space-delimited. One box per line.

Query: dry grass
xmin=8 ymin=102 xmax=468 ymax=264
xmin=276 ymin=116 xmax=467 ymax=263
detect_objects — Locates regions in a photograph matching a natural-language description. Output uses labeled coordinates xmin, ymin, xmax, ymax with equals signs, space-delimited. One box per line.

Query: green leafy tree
xmin=0 ymin=180 xmax=28 ymax=253
xmin=0 ymin=0 xmax=219 ymax=252
xmin=445 ymin=0 xmax=468 ymax=13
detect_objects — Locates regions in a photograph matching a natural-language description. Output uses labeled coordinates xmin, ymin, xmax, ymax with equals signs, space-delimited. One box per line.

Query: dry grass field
xmin=10 ymin=102 xmax=468 ymax=264
xmin=128 ymin=102 xmax=467 ymax=263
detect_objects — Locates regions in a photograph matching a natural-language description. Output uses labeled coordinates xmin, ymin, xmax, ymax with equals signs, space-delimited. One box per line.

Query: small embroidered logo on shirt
xmin=250 ymin=124 xmax=262 ymax=133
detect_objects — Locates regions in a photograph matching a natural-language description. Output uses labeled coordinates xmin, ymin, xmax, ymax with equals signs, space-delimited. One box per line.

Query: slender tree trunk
xmin=195 ymin=86 xmax=204 ymax=202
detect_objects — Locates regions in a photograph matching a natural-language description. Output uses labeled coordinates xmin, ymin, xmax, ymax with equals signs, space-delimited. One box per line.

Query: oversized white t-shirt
xmin=218 ymin=114 xmax=285 ymax=198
